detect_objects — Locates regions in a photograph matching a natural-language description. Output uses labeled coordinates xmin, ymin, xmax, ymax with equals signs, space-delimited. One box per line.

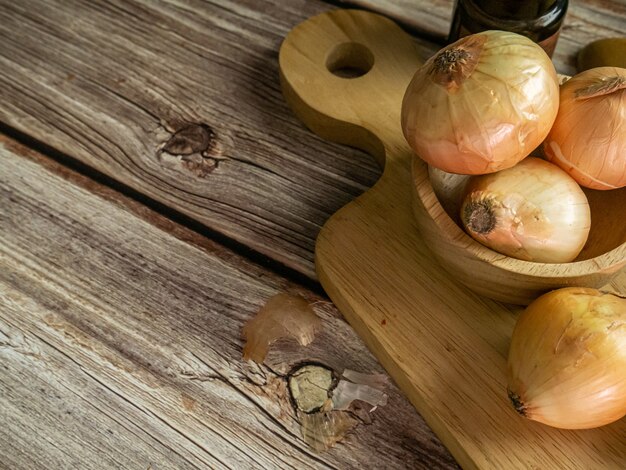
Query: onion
xmin=401 ymin=30 xmax=559 ymax=175
xmin=507 ymin=288 xmax=626 ymax=429
xmin=460 ymin=158 xmax=590 ymax=262
xmin=544 ymin=67 xmax=626 ymax=190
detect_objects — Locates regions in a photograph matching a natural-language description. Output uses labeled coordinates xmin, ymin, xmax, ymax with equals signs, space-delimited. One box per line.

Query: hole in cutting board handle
xmin=326 ymin=42 xmax=374 ymax=78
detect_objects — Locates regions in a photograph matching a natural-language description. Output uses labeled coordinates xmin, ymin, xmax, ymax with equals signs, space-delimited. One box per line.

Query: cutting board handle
xmin=279 ymin=9 xmax=423 ymax=168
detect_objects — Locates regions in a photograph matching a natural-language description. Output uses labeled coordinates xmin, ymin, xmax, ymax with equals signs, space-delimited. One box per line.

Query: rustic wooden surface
xmin=0 ymin=0 xmax=436 ymax=279
xmin=0 ymin=1 xmax=624 ymax=280
xmin=1 ymin=0 xmax=625 ymax=468
xmin=343 ymin=0 xmax=626 ymax=76
xmin=0 ymin=136 xmax=458 ymax=469
xmin=1 ymin=1 xmax=623 ymax=282
xmin=1 ymin=0 xmax=623 ymax=280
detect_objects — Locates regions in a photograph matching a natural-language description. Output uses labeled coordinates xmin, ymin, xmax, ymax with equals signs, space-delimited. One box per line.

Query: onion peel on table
xmin=242 ymin=294 xmax=391 ymax=452
xmin=242 ymin=293 xmax=322 ymax=363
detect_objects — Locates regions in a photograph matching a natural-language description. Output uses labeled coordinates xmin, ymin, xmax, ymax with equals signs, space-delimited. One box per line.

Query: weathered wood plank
xmin=0 ymin=0 xmax=437 ymax=279
xmin=0 ymin=135 xmax=458 ymax=469
xmin=342 ymin=0 xmax=626 ymax=75
xmin=0 ymin=318 xmax=202 ymax=470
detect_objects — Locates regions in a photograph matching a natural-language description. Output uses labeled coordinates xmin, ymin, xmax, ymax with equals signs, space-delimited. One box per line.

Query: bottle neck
xmin=460 ymin=0 xmax=568 ymax=34
xmin=473 ymin=0 xmax=559 ymax=21
xmin=448 ymin=0 xmax=569 ymax=56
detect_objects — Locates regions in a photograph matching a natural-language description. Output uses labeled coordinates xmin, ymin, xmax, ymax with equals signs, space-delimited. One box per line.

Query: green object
xmin=578 ymin=38 xmax=626 ymax=72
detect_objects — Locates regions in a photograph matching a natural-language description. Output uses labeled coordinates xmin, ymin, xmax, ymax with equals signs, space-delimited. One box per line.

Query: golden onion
xmin=544 ymin=67 xmax=626 ymax=190
xmin=460 ymin=158 xmax=590 ymax=263
xmin=401 ymin=30 xmax=559 ymax=175
xmin=507 ymin=288 xmax=626 ymax=429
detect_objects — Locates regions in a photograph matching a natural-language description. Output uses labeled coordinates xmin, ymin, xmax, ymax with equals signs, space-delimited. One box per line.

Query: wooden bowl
xmin=411 ymin=157 xmax=626 ymax=304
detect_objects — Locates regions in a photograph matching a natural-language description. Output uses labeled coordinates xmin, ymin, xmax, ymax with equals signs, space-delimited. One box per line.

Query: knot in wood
xmin=160 ymin=123 xmax=221 ymax=177
xmin=163 ymin=123 xmax=215 ymax=156
xmin=288 ymin=364 xmax=335 ymax=414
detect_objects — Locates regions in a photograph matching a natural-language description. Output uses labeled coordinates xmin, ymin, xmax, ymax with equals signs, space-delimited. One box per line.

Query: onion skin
xmin=460 ymin=158 xmax=590 ymax=263
xmin=507 ymin=288 xmax=626 ymax=429
xmin=402 ymin=30 xmax=559 ymax=175
xmin=544 ymin=67 xmax=626 ymax=190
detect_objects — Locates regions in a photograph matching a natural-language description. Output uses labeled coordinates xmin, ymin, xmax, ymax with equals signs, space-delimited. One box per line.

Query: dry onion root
xmin=459 ymin=158 xmax=590 ymax=263
xmin=507 ymin=288 xmax=626 ymax=429
xmin=545 ymin=67 xmax=626 ymax=190
xmin=401 ymin=30 xmax=559 ymax=175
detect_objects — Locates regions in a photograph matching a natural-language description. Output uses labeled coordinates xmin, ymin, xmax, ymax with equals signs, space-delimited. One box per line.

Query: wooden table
xmin=1 ymin=1 xmax=623 ymax=468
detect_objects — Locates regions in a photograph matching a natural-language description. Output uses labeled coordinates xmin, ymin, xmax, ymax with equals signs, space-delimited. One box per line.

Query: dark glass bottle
xmin=448 ymin=0 xmax=568 ymax=57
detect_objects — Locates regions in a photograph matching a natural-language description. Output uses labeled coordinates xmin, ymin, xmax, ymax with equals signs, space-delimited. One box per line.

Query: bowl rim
xmin=411 ymin=157 xmax=626 ymax=278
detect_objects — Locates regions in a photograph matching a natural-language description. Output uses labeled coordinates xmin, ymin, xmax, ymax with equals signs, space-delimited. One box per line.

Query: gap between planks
xmin=0 ymin=122 xmax=326 ymax=297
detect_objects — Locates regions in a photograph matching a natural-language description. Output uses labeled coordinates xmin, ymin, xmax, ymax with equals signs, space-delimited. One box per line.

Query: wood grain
xmin=0 ymin=135 xmax=458 ymax=469
xmin=0 ymin=0 xmax=436 ymax=279
xmin=342 ymin=0 xmax=626 ymax=75
xmin=280 ymin=9 xmax=626 ymax=469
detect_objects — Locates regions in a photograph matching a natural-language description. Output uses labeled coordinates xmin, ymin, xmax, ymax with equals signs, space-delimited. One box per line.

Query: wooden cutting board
xmin=279 ymin=9 xmax=626 ymax=470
